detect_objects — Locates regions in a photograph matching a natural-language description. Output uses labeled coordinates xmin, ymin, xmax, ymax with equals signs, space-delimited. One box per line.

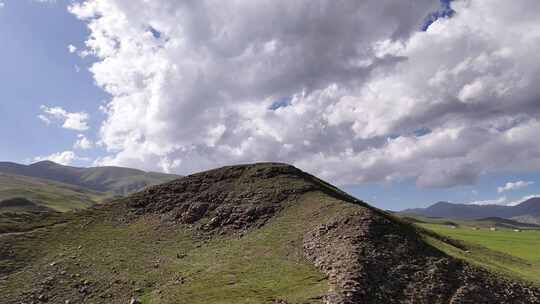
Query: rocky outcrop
xmin=128 ymin=163 xmax=317 ymax=232
xmin=303 ymin=209 xmax=540 ymax=304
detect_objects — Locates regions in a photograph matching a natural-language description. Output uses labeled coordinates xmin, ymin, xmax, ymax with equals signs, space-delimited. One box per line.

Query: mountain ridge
xmin=0 ymin=172 xmax=108 ymax=212
xmin=0 ymin=160 xmax=180 ymax=196
xmin=401 ymin=198 xmax=540 ymax=223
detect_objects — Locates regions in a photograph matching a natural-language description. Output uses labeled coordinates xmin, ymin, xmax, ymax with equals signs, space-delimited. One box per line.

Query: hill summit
xmin=1 ymin=163 xmax=538 ymax=303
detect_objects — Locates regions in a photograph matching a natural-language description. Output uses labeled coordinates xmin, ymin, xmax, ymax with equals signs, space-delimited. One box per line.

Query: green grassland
xmin=0 ymin=173 xmax=110 ymax=212
xmin=78 ymin=167 xmax=178 ymax=195
xmin=418 ymin=221 xmax=540 ymax=285
xmin=0 ymin=191 xmax=361 ymax=304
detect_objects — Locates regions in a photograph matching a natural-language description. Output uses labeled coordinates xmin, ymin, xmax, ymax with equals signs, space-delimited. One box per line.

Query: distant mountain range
xmin=402 ymin=197 xmax=540 ymax=225
xmin=0 ymin=172 xmax=108 ymax=212
xmin=0 ymin=161 xmax=179 ymax=195
xmin=0 ymin=161 xmax=180 ymax=213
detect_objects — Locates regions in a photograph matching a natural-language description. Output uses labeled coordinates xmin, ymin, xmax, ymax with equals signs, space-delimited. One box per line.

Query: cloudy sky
xmin=1 ymin=0 xmax=540 ymax=210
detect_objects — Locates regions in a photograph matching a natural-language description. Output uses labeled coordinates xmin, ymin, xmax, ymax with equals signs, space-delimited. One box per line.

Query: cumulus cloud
xmin=34 ymin=151 xmax=86 ymax=166
xmin=71 ymin=0 xmax=540 ymax=187
xmin=39 ymin=105 xmax=90 ymax=131
xmin=73 ymin=134 xmax=93 ymax=150
xmin=497 ymin=181 xmax=534 ymax=193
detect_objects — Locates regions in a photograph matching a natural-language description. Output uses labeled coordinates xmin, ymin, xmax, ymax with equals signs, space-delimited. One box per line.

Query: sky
xmin=1 ymin=0 xmax=540 ymax=210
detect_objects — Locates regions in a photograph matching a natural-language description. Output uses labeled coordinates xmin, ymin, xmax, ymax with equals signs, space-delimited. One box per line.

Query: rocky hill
xmin=0 ymin=163 xmax=538 ymax=303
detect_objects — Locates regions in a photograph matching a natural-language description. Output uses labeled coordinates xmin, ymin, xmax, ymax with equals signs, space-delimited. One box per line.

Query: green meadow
xmin=420 ymin=222 xmax=540 ymax=285
xmin=0 ymin=173 xmax=109 ymax=212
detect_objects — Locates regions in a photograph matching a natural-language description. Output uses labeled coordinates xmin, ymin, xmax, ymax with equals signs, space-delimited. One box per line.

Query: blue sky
xmin=1 ymin=0 xmax=540 ymax=211
xmin=0 ymin=0 xmax=106 ymax=164
xmin=346 ymin=172 xmax=540 ymax=211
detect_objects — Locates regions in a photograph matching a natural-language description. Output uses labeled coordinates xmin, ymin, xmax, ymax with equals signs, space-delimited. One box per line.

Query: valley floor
xmin=419 ymin=222 xmax=540 ymax=286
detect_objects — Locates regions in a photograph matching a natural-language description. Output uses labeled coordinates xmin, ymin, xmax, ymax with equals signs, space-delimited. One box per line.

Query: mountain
xmin=475 ymin=217 xmax=540 ymax=229
xmin=402 ymin=198 xmax=540 ymax=223
xmin=1 ymin=163 xmax=537 ymax=304
xmin=0 ymin=172 xmax=109 ymax=212
xmin=515 ymin=197 xmax=540 ymax=214
xmin=402 ymin=201 xmax=515 ymax=219
xmin=0 ymin=161 xmax=179 ymax=196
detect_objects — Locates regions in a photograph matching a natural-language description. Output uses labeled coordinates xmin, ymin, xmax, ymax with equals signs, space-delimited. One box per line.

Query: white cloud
xmin=71 ymin=0 xmax=540 ymax=187
xmin=34 ymin=151 xmax=86 ymax=166
xmin=33 ymin=0 xmax=57 ymax=3
xmin=507 ymin=194 xmax=540 ymax=206
xmin=469 ymin=196 xmax=507 ymax=206
xmin=0 ymin=2 xmax=5 ymax=9
xmin=68 ymin=44 xmax=78 ymax=53
xmin=468 ymin=194 xmax=540 ymax=206
xmin=73 ymin=134 xmax=93 ymax=150
xmin=38 ymin=114 xmax=51 ymax=125
xmin=40 ymin=105 xmax=90 ymax=131
xmin=77 ymin=49 xmax=92 ymax=58
xmin=497 ymin=181 xmax=534 ymax=193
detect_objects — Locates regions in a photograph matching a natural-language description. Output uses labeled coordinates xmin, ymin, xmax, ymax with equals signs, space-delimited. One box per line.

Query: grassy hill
xmin=0 ymin=161 xmax=179 ymax=196
xmin=0 ymin=173 xmax=109 ymax=212
xmin=0 ymin=161 xmax=180 ymax=213
xmin=0 ymin=163 xmax=538 ymax=304
xmin=0 ymin=198 xmax=55 ymax=213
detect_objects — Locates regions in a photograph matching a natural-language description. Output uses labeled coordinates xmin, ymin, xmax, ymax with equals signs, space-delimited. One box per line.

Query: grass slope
xmin=0 ymin=192 xmax=352 ymax=304
xmin=0 ymin=173 xmax=109 ymax=212
xmin=79 ymin=166 xmax=178 ymax=196
xmin=0 ymin=161 xmax=179 ymax=196
xmin=419 ymin=222 xmax=540 ymax=285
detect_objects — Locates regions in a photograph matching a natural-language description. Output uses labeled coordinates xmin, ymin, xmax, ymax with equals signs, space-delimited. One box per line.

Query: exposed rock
xmin=37 ymin=294 xmax=48 ymax=302
xmin=128 ymin=163 xmax=320 ymax=232
xmin=303 ymin=209 xmax=540 ymax=304
xmin=129 ymin=297 xmax=141 ymax=304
